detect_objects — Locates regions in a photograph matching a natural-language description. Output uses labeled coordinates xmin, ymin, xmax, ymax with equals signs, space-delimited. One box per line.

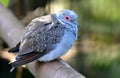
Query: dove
xmin=8 ymin=9 xmax=79 ymax=71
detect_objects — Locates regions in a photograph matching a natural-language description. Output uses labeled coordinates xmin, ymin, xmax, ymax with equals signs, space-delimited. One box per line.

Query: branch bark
xmin=0 ymin=4 xmax=86 ymax=78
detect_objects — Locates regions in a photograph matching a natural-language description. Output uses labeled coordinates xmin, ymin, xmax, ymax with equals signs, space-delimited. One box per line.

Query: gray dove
xmin=8 ymin=9 xmax=79 ymax=71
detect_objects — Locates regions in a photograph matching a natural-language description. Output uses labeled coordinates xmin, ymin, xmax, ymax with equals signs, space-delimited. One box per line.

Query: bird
xmin=8 ymin=9 xmax=79 ymax=71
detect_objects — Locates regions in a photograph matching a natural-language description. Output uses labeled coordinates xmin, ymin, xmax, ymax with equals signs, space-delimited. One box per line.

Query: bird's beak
xmin=74 ymin=21 xmax=80 ymax=27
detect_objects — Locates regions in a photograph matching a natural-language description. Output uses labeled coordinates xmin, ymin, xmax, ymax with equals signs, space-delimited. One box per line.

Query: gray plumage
xmin=18 ymin=15 xmax=65 ymax=56
xmin=8 ymin=10 xmax=79 ymax=70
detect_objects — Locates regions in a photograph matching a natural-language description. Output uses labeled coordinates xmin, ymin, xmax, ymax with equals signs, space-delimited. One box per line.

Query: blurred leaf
xmin=90 ymin=0 xmax=120 ymax=22
xmin=0 ymin=0 xmax=9 ymax=7
xmin=87 ymin=52 xmax=115 ymax=70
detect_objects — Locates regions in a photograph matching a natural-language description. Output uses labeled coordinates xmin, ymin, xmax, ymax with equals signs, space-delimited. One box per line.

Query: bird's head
xmin=55 ymin=10 xmax=79 ymax=32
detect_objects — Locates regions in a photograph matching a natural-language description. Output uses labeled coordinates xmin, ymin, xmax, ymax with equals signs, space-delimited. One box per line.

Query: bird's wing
xmin=22 ymin=15 xmax=54 ymax=41
xmin=19 ymin=14 xmax=57 ymax=55
xmin=8 ymin=15 xmax=53 ymax=53
xmin=8 ymin=42 xmax=20 ymax=53
xmin=11 ymin=14 xmax=65 ymax=68
xmin=11 ymin=52 xmax=46 ymax=68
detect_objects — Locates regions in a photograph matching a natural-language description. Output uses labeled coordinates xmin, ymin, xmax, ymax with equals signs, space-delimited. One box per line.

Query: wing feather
xmin=11 ymin=14 xmax=65 ymax=68
xmin=8 ymin=42 xmax=20 ymax=53
xmin=12 ymin=52 xmax=46 ymax=68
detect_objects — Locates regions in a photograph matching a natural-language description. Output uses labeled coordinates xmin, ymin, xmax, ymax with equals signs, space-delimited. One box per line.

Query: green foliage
xmin=0 ymin=0 xmax=9 ymax=7
xmin=81 ymin=0 xmax=120 ymax=22
xmin=90 ymin=0 xmax=120 ymax=22
xmin=87 ymin=51 xmax=116 ymax=70
xmin=73 ymin=0 xmax=120 ymax=37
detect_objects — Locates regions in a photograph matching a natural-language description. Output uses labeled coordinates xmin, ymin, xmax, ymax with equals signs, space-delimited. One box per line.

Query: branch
xmin=0 ymin=4 xmax=86 ymax=78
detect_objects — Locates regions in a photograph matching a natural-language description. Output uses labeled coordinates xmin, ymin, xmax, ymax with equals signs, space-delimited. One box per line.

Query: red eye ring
xmin=64 ymin=16 xmax=71 ymax=21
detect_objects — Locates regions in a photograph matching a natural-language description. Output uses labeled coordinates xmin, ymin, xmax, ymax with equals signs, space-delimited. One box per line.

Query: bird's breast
xmin=39 ymin=29 xmax=76 ymax=62
xmin=61 ymin=29 xmax=76 ymax=48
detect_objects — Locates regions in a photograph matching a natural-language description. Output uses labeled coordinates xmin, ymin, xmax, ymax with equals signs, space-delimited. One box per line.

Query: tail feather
xmin=8 ymin=42 xmax=20 ymax=53
xmin=11 ymin=52 xmax=45 ymax=68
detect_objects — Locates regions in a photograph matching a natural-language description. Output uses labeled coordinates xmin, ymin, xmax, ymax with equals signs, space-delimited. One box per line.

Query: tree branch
xmin=0 ymin=4 xmax=86 ymax=78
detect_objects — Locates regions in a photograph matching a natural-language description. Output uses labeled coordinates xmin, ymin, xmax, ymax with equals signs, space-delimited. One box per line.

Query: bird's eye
xmin=64 ymin=16 xmax=71 ymax=21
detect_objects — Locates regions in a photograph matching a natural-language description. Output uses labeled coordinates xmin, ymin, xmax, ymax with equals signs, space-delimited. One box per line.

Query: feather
xmin=12 ymin=52 xmax=46 ymax=68
xmin=8 ymin=10 xmax=79 ymax=69
xmin=17 ymin=15 xmax=64 ymax=56
xmin=8 ymin=42 xmax=20 ymax=53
